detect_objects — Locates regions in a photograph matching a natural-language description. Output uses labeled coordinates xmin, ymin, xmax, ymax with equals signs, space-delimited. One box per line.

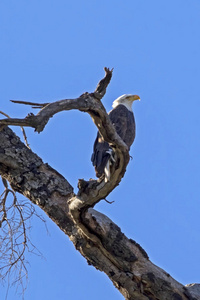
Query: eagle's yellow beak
xmin=128 ymin=95 xmax=140 ymax=101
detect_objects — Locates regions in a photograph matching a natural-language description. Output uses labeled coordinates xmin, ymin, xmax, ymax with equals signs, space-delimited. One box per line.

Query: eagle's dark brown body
xmin=91 ymin=104 xmax=136 ymax=178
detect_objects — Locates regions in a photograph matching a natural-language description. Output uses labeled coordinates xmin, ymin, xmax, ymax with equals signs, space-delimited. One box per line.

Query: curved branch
xmin=0 ymin=69 xmax=198 ymax=299
xmin=0 ymin=126 xmax=197 ymax=299
xmin=0 ymin=67 xmax=130 ymax=222
xmin=0 ymin=68 xmax=113 ymax=133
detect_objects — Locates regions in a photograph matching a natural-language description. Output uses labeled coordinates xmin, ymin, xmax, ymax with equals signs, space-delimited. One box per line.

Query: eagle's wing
xmin=109 ymin=105 xmax=135 ymax=149
xmin=91 ymin=104 xmax=135 ymax=178
xmin=91 ymin=133 xmax=110 ymax=177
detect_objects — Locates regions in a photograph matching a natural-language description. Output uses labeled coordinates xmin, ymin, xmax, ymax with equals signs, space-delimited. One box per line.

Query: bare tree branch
xmin=0 ymin=67 xmax=130 ymax=224
xmin=0 ymin=68 xmax=198 ymax=299
xmin=0 ymin=181 xmax=45 ymax=294
xmin=0 ymin=68 xmax=113 ymax=133
xmin=10 ymin=100 xmax=49 ymax=109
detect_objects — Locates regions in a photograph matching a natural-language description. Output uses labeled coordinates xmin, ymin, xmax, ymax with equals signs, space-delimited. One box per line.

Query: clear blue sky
xmin=1 ymin=0 xmax=200 ymax=299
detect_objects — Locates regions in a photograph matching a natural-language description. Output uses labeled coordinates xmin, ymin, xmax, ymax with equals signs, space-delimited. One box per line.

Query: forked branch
xmin=0 ymin=68 xmax=198 ymax=300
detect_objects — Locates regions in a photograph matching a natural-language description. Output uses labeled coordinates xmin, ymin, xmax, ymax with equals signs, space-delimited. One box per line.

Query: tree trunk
xmin=0 ymin=69 xmax=199 ymax=300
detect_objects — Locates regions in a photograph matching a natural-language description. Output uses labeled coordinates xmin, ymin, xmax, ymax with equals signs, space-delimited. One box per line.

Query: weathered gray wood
xmin=0 ymin=69 xmax=198 ymax=299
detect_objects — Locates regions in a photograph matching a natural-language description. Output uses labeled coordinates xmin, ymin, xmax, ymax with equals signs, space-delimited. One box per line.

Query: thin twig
xmin=0 ymin=111 xmax=10 ymax=118
xmin=0 ymin=110 xmax=31 ymax=148
xmin=104 ymin=199 xmax=115 ymax=204
xmin=21 ymin=127 xmax=30 ymax=149
xmin=10 ymin=100 xmax=49 ymax=109
xmin=0 ymin=182 xmax=47 ymax=295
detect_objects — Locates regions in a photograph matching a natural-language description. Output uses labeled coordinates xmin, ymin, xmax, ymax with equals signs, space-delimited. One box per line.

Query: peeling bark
xmin=0 ymin=69 xmax=199 ymax=300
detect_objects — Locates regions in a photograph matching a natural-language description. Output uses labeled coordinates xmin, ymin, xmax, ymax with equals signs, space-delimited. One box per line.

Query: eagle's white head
xmin=112 ymin=94 xmax=140 ymax=111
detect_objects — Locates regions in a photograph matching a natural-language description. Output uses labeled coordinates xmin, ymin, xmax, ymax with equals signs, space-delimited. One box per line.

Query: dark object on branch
xmin=91 ymin=94 xmax=140 ymax=182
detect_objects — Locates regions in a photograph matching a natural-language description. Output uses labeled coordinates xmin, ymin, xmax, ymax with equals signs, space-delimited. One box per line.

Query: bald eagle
xmin=91 ymin=94 xmax=140 ymax=181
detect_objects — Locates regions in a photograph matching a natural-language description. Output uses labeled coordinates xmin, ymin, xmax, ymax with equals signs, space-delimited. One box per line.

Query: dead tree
xmin=0 ymin=68 xmax=199 ymax=300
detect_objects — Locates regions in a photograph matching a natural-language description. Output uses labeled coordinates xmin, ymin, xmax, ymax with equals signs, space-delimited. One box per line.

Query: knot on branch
xmin=78 ymin=179 xmax=89 ymax=193
xmin=24 ymin=113 xmax=48 ymax=133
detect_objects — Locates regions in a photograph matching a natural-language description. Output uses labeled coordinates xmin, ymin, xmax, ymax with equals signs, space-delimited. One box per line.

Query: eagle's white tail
xmin=104 ymin=160 xmax=111 ymax=182
xmin=104 ymin=149 xmax=116 ymax=182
